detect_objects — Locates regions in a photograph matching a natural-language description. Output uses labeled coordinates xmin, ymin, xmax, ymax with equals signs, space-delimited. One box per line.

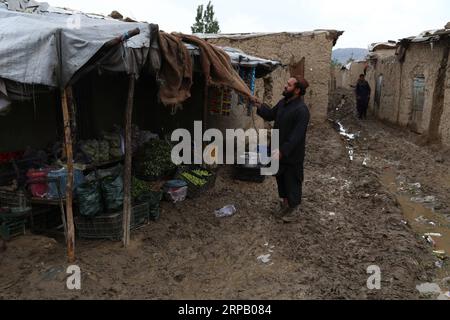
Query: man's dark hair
xmin=293 ymin=76 xmax=309 ymax=96
xmin=359 ymin=74 xmax=365 ymax=78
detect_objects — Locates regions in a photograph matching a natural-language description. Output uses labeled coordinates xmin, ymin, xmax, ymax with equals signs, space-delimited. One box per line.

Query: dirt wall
xmin=206 ymin=32 xmax=337 ymax=123
xmin=366 ymin=42 xmax=450 ymax=146
xmin=437 ymin=48 xmax=450 ymax=145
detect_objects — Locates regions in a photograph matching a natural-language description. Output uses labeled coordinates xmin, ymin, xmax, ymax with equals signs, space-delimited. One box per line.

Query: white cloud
xmin=45 ymin=0 xmax=450 ymax=48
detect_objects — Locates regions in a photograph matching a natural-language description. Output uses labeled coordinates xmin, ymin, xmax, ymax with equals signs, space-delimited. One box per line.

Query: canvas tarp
xmin=0 ymin=3 xmax=153 ymax=88
xmin=157 ymin=32 xmax=193 ymax=106
xmin=174 ymin=33 xmax=254 ymax=98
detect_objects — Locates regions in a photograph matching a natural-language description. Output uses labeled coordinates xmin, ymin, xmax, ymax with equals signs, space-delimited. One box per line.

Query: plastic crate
xmin=130 ymin=202 xmax=150 ymax=229
xmin=0 ymin=190 xmax=29 ymax=209
xmin=0 ymin=190 xmax=31 ymax=240
xmin=0 ymin=217 xmax=26 ymax=240
xmin=175 ymin=166 xmax=216 ymax=198
xmin=75 ymin=202 xmax=149 ymax=240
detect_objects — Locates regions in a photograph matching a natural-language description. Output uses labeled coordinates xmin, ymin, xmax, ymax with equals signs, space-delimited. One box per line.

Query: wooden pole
xmin=203 ymin=82 xmax=209 ymax=133
xmin=123 ymin=75 xmax=135 ymax=247
xmin=61 ymin=88 xmax=75 ymax=263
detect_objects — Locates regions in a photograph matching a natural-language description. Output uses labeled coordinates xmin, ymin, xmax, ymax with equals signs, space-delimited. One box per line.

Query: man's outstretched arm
xmin=254 ymin=99 xmax=281 ymax=122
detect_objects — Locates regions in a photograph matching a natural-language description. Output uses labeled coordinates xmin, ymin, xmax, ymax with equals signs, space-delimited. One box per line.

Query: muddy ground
xmin=1 ymin=89 xmax=449 ymax=300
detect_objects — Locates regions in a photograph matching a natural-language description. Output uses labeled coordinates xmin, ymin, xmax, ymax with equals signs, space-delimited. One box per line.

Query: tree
xmin=331 ymin=58 xmax=342 ymax=68
xmin=346 ymin=53 xmax=355 ymax=65
xmin=191 ymin=4 xmax=205 ymax=33
xmin=191 ymin=1 xmax=220 ymax=34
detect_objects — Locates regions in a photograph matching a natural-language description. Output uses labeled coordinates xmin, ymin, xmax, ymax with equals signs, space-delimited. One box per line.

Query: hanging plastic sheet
xmin=238 ymin=66 xmax=256 ymax=106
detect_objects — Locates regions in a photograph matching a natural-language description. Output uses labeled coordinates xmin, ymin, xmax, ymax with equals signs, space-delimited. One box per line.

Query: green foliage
xmin=134 ymin=139 xmax=176 ymax=179
xmin=191 ymin=4 xmax=205 ymax=33
xmin=181 ymin=172 xmax=207 ymax=186
xmin=191 ymin=1 xmax=220 ymax=34
xmin=331 ymin=58 xmax=343 ymax=68
xmin=131 ymin=178 xmax=152 ymax=199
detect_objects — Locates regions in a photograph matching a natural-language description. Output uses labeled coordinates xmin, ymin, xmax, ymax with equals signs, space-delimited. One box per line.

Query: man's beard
xmin=283 ymin=90 xmax=294 ymax=100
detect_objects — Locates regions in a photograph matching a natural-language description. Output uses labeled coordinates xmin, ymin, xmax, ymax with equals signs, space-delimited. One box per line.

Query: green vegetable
xmin=131 ymin=178 xmax=152 ymax=199
xmin=134 ymin=139 xmax=176 ymax=179
xmin=191 ymin=169 xmax=211 ymax=177
xmin=181 ymin=172 xmax=207 ymax=186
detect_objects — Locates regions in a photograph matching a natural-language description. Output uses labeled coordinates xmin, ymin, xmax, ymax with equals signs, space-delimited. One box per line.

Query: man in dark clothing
xmin=355 ymin=74 xmax=371 ymax=119
xmin=253 ymin=77 xmax=310 ymax=223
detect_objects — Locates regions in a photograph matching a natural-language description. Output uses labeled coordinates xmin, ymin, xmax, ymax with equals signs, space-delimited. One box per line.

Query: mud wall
xmin=397 ymin=42 xmax=443 ymax=133
xmin=436 ymin=47 xmax=450 ymax=145
xmin=366 ymin=55 xmax=402 ymax=123
xmin=340 ymin=61 xmax=367 ymax=89
xmin=367 ymin=42 xmax=450 ymax=146
xmin=206 ymin=32 xmax=336 ymax=123
xmin=331 ymin=66 xmax=341 ymax=89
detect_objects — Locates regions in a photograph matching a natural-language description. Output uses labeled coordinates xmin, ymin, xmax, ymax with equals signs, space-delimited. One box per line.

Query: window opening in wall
xmin=410 ymin=75 xmax=425 ymax=133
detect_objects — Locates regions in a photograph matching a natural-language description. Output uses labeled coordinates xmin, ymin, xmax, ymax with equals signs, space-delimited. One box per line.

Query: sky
xmin=47 ymin=0 xmax=450 ymax=49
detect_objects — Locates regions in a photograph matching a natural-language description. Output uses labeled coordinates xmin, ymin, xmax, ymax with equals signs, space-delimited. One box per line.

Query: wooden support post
xmin=203 ymin=83 xmax=209 ymax=133
xmin=61 ymin=88 xmax=75 ymax=263
xmin=123 ymin=75 xmax=135 ymax=247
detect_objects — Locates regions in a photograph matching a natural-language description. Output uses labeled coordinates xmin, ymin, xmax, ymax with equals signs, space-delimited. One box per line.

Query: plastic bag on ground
xmin=215 ymin=205 xmax=237 ymax=218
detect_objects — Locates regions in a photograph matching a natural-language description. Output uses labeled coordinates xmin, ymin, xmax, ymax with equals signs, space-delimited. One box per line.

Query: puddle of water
xmin=334 ymin=121 xmax=361 ymax=162
xmin=347 ymin=146 xmax=354 ymax=161
xmin=337 ymin=121 xmax=356 ymax=140
xmin=381 ymin=168 xmax=450 ymax=286
xmin=363 ymin=156 xmax=369 ymax=167
xmin=381 ymin=168 xmax=450 ymax=255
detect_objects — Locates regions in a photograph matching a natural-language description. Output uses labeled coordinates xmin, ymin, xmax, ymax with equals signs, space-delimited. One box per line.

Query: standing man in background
xmin=355 ymin=74 xmax=371 ymax=120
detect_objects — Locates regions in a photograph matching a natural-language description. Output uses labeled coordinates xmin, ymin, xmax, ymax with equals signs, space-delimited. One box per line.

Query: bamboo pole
xmin=123 ymin=75 xmax=136 ymax=247
xmin=61 ymin=88 xmax=75 ymax=263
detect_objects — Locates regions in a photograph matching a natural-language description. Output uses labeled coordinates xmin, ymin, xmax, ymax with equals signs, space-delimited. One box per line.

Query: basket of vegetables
xmin=132 ymin=177 xmax=163 ymax=221
xmin=133 ymin=139 xmax=177 ymax=181
xmin=175 ymin=166 xmax=216 ymax=199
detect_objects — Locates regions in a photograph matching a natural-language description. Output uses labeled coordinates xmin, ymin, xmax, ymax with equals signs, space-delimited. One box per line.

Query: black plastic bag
xmin=101 ymin=175 xmax=124 ymax=213
xmin=76 ymin=181 xmax=103 ymax=217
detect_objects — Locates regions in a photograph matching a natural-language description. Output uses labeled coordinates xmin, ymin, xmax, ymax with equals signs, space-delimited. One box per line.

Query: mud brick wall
xmin=366 ymin=54 xmax=403 ymax=124
xmin=205 ymin=32 xmax=337 ymax=123
xmin=334 ymin=61 xmax=367 ymax=92
xmin=366 ymin=42 xmax=450 ymax=146
xmin=436 ymin=47 xmax=450 ymax=145
xmin=396 ymin=43 xmax=443 ymax=134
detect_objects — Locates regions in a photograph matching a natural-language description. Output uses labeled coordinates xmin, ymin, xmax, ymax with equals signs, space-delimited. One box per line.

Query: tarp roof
xmin=0 ymin=0 xmax=282 ymax=103
xmin=369 ymin=41 xmax=398 ymax=52
xmin=184 ymin=43 xmax=281 ymax=78
xmin=398 ymin=23 xmax=450 ymax=44
xmin=0 ymin=2 xmax=153 ymax=88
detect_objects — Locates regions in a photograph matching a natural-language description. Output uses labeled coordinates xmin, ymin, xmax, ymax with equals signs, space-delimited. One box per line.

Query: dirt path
xmin=1 ymin=92 xmax=448 ymax=299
